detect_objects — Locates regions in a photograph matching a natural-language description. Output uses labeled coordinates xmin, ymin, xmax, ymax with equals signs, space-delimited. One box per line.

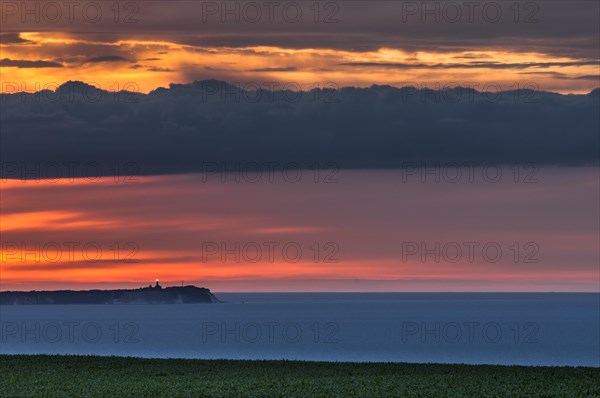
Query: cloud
xmin=519 ymin=71 xmax=600 ymax=81
xmin=1 ymin=80 xmax=598 ymax=179
xmin=0 ymin=33 xmax=32 ymax=44
xmin=0 ymin=58 xmax=63 ymax=68
xmin=147 ymin=66 xmax=175 ymax=72
xmin=86 ymin=55 xmax=129 ymax=63
xmin=2 ymin=31 xmax=596 ymax=94
xmin=2 ymin=2 xmax=599 ymax=60
xmin=129 ymin=65 xmax=174 ymax=72
xmin=247 ymin=67 xmax=298 ymax=72
xmin=340 ymin=60 xmax=600 ymax=70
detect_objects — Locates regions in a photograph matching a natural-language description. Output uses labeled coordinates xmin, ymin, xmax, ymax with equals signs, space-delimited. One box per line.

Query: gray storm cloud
xmin=1 ymin=80 xmax=598 ymax=179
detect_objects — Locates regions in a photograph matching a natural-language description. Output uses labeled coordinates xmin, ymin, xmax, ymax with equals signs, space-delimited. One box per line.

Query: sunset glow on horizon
xmin=2 ymin=0 xmax=599 ymax=94
xmin=1 ymin=0 xmax=598 ymax=293
xmin=2 ymin=0 xmax=600 ymax=386
xmin=2 ymin=32 xmax=598 ymax=94
xmin=2 ymin=169 xmax=598 ymax=292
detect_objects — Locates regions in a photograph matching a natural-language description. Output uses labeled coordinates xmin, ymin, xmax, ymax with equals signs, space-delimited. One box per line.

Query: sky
xmin=0 ymin=1 xmax=599 ymax=291
xmin=1 ymin=168 xmax=598 ymax=292
xmin=1 ymin=1 xmax=599 ymax=94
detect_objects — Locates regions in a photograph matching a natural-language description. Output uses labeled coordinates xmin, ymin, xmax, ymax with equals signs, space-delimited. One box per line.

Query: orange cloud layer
xmin=1 ymin=32 xmax=598 ymax=94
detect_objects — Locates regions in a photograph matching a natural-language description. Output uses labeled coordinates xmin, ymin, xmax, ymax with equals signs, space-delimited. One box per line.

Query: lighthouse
xmin=155 ymin=278 xmax=162 ymax=289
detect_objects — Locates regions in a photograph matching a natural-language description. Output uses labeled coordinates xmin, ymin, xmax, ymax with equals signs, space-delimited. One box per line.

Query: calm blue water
xmin=1 ymin=293 xmax=598 ymax=366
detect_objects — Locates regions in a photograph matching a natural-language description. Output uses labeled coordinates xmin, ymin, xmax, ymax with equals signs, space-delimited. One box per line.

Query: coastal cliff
xmin=0 ymin=285 xmax=220 ymax=305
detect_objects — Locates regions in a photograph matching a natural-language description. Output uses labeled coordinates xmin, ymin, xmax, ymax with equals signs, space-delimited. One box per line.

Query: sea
xmin=1 ymin=293 xmax=598 ymax=366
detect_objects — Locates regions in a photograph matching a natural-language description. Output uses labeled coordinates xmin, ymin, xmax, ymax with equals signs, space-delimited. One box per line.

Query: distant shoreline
xmin=0 ymin=285 xmax=220 ymax=305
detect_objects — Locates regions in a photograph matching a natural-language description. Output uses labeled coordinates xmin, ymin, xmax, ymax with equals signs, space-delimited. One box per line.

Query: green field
xmin=1 ymin=355 xmax=598 ymax=397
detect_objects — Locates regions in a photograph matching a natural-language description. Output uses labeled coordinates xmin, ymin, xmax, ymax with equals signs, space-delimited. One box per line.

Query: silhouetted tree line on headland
xmin=0 ymin=284 xmax=220 ymax=305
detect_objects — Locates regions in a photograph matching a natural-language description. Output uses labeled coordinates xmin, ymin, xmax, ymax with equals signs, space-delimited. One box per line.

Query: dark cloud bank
xmin=1 ymin=80 xmax=598 ymax=178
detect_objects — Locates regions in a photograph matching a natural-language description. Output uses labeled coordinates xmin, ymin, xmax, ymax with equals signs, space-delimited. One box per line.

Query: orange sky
xmin=1 ymin=31 xmax=598 ymax=94
xmin=1 ymin=169 xmax=598 ymax=291
xmin=1 ymin=0 xmax=599 ymax=94
xmin=1 ymin=1 xmax=598 ymax=291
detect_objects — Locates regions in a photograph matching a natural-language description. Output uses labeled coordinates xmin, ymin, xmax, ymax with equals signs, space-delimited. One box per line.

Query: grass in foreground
xmin=0 ymin=355 xmax=598 ymax=397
